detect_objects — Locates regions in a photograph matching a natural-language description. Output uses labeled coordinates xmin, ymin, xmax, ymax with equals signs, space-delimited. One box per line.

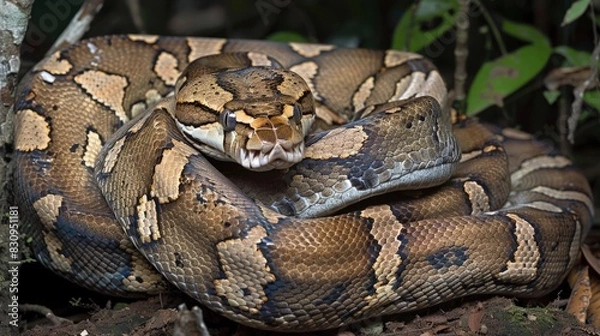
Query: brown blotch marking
xmin=152 ymin=139 xmax=197 ymax=204
xmin=35 ymin=51 xmax=72 ymax=74
xmin=127 ymin=35 xmax=159 ymax=43
xmin=214 ymin=226 xmax=275 ymax=314
xmin=42 ymin=231 xmax=73 ymax=273
xmin=462 ymin=180 xmax=490 ymax=215
xmin=496 ymin=213 xmax=540 ymax=283
xmin=359 ymin=205 xmax=406 ymax=312
xmin=74 ymin=70 xmax=128 ymax=122
xmin=32 ymin=194 xmax=64 ymax=229
xmin=305 ymin=125 xmax=367 ymax=160
xmin=186 ymin=38 xmax=227 ymax=62
xmin=14 ymin=109 xmax=51 ymax=151
xmin=289 ymin=61 xmax=321 ymax=101
xmin=154 ymin=52 xmax=180 ymax=86
xmin=136 ymin=194 xmax=161 ymax=244
xmin=289 ymin=42 xmax=334 ymax=58
xmin=383 ymin=50 xmax=421 ymax=68
xmin=352 ymin=76 xmax=375 ymax=112
xmin=83 ymin=129 xmax=103 ymax=168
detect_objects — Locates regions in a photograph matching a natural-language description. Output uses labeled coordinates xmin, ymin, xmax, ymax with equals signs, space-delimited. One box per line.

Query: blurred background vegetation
xmin=21 ymin=0 xmax=600 ymax=211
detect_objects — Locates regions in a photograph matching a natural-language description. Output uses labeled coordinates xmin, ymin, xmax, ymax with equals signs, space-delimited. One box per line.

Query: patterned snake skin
xmin=13 ymin=35 xmax=594 ymax=331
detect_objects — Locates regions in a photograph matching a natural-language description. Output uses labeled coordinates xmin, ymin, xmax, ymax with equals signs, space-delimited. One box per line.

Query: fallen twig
xmin=20 ymin=304 xmax=74 ymax=326
xmin=568 ymin=39 xmax=600 ymax=144
xmin=453 ymin=0 xmax=470 ymax=111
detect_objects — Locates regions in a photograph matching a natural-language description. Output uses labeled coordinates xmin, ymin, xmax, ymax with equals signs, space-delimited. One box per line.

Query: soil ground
xmin=16 ymin=261 xmax=600 ymax=336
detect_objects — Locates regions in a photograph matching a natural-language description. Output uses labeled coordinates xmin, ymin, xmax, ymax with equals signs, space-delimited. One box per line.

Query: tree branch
xmin=48 ymin=0 xmax=105 ymax=55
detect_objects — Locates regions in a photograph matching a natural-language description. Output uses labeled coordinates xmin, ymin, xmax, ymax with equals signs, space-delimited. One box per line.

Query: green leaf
xmin=501 ymin=19 xmax=551 ymax=45
xmin=266 ymin=31 xmax=308 ymax=43
xmin=466 ymin=20 xmax=551 ymax=115
xmin=583 ymin=90 xmax=600 ymax=111
xmin=562 ymin=0 xmax=590 ymax=26
xmin=391 ymin=0 xmax=459 ymax=52
xmin=416 ymin=0 xmax=457 ymax=18
xmin=543 ymin=90 xmax=561 ymax=105
xmin=554 ymin=46 xmax=592 ymax=66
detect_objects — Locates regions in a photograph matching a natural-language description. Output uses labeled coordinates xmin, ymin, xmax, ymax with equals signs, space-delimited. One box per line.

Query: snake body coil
xmin=14 ymin=35 xmax=594 ymax=331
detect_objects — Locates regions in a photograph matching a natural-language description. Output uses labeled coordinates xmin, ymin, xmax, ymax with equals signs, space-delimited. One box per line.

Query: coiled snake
xmin=13 ymin=35 xmax=594 ymax=331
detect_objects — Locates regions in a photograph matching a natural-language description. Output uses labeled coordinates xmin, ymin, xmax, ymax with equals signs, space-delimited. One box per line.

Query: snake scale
xmin=13 ymin=35 xmax=594 ymax=331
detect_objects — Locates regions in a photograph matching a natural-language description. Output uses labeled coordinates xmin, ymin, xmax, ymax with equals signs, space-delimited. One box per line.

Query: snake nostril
xmin=406 ymin=122 xmax=413 ymax=129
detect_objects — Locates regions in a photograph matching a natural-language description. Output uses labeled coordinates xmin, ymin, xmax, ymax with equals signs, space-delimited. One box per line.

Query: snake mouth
xmin=239 ymin=143 xmax=304 ymax=171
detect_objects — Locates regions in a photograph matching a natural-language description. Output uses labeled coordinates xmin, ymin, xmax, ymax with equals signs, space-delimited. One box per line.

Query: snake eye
xmin=220 ymin=109 xmax=237 ymax=132
xmin=292 ymin=104 xmax=302 ymax=122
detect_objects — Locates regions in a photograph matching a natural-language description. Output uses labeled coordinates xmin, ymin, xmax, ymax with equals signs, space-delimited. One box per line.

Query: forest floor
xmin=16 ymin=261 xmax=600 ymax=336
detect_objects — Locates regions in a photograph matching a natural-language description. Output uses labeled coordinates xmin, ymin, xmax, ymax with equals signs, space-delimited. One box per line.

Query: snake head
xmin=174 ymin=56 xmax=315 ymax=171
xmin=237 ymin=104 xmax=308 ymax=171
